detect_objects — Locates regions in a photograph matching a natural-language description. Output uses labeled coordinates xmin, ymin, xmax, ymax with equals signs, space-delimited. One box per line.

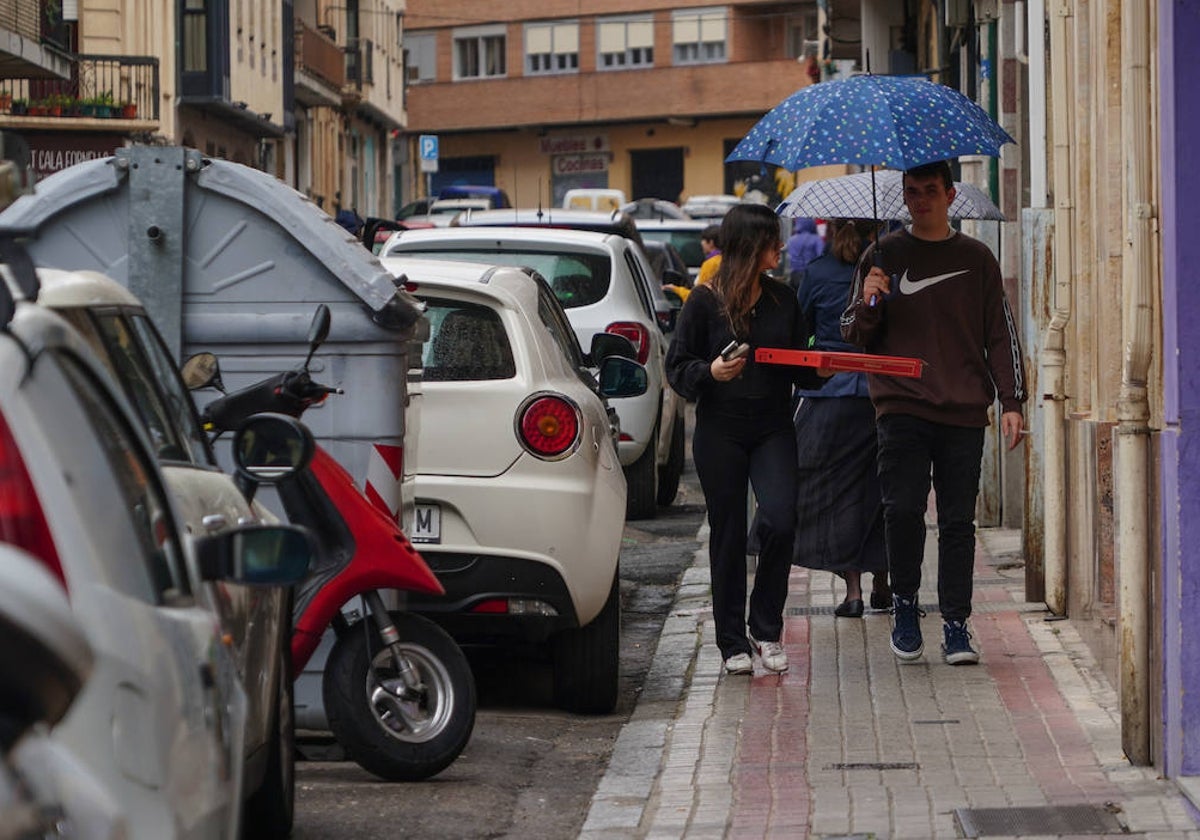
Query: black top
xmin=665 ymin=279 xmax=824 ymax=415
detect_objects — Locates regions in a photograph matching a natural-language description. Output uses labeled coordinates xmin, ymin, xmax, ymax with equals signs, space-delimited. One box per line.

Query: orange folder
xmin=754 ymin=348 xmax=925 ymax=379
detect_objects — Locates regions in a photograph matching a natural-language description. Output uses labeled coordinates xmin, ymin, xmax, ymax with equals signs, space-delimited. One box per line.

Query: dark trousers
xmin=876 ymin=414 xmax=984 ymax=621
xmin=693 ymin=404 xmax=797 ymax=658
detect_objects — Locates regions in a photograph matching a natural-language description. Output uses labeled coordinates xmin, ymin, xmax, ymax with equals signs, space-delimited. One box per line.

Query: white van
xmin=562 ymin=188 xmax=627 ymax=212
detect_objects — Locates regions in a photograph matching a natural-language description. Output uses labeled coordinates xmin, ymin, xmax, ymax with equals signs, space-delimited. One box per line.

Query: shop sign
xmin=21 ymin=133 xmax=124 ymax=181
xmin=552 ymin=153 xmax=610 ymax=175
xmin=539 ymin=134 xmax=610 ymax=155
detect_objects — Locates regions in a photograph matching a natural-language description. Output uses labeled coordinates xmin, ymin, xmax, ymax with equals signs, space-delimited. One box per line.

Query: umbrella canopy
xmin=777 ymin=170 xmax=1005 ymax=222
xmin=726 ymin=74 xmax=1015 ymax=171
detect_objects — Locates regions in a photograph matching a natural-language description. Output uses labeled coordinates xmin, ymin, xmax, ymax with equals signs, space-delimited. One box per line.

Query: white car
xmin=0 ymin=265 xmax=312 ymax=838
xmin=634 ymin=218 xmax=712 ymax=282
xmin=35 ymin=269 xmax=299 ymax=837
xmin=376 ymin=256 xmax=648 ymax=713
xmin=381 ymin=225 xmax=686 ymax=519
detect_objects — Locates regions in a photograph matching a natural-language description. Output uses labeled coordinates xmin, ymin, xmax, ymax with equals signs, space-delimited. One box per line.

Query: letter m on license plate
xmin=411 ymin=504 xmax=441 ymax=544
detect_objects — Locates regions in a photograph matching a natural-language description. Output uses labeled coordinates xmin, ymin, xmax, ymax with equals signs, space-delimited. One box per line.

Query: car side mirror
xmin=662 ymin=268 xmax=684 ymax=285
xmin=231 ymin=413 xmax=315 ymax=502
xmin=662 ymin=288 xmax=684 ymax=309
xmin=588 ymin=332 xmax=638 ymax=366
xmin=597 ymin=356 xmax=648 ymax=399
xmin=196 ymin=524 xmax=315 ymax=586
xmin=181 ymin=352 xmax=224 ymax=391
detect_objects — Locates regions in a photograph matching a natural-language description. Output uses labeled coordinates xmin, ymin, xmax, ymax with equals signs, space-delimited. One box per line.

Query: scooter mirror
xmin=181 ymin=352 xmax=223 ymax=391
xmin=232 ymin=413 xmax=315 ymax=501
xmin=302 ymin=304 xmax=332 ymax=369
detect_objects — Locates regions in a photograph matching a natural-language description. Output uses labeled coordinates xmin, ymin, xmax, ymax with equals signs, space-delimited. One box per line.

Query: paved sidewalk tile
xmin=588 ymin=522 xmax=1200 ymax=839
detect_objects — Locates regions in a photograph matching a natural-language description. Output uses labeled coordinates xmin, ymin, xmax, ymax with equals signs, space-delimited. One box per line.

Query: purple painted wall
xmin=1162 ymin=0 xmax=1200 ymax=776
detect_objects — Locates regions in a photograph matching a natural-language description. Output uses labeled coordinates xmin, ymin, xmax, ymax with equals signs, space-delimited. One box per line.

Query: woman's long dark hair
xmin=711 ymin=203 xmax=781 ymax=338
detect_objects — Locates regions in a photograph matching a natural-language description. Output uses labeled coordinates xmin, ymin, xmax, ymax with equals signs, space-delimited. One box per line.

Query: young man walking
xmin=840 ymin=159 xmax=1026 ymax=665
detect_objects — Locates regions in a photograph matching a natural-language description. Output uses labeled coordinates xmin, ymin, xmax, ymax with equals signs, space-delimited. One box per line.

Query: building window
xmin=672 ymin=8 xmax=726 ymax=65
xmin=597 ymin=16 xmax=653 ymax=69
xmin=406 ymin=31 xmax=435 ymax=84
xmin=454 ymin=25 xmax=506 ymax=80
xmin=525 ymin=21 xmax=579 ymax=75
xmin=785 ymin=9 xmax=819 ymax=59
xmin=182 ymin=0 xmax=209 ymax=72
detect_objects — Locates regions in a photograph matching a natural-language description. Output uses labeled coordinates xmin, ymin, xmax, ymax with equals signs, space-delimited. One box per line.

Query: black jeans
xmin=693 ymin=402 xmax=797 ymax=658
xmin=876 ymin=414 xmax=984 ymax=621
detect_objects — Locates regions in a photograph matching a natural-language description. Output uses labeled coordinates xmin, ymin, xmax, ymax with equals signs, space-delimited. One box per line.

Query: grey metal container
xmin=0 ymin=145 xmax=426 ymax=522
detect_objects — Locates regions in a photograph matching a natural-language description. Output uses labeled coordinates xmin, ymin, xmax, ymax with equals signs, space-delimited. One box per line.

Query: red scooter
xmin=183 ymin=305 xmax=476 ymax=782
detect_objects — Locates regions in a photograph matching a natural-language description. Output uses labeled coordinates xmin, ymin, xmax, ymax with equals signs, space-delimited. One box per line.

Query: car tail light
xmin=605 ymin=321 xmax=651 ymax=365
xmin=517 ymin=394 xmax=581 ymax=460
xmin=0 ymin=410 xmax=64 ymax=585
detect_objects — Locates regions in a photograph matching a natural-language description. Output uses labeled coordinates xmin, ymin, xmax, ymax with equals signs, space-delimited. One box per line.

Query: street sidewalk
xmin=583 ymin=522 xmax=1200 ymax=839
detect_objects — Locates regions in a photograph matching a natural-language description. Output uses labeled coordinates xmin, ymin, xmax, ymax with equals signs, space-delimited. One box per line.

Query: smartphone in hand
xmin=720 ymin=340 xmax=751 ymax=362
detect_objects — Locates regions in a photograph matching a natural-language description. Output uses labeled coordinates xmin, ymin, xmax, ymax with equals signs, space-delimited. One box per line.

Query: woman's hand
xmin=710 ymin=355 xmax=748 ymax=382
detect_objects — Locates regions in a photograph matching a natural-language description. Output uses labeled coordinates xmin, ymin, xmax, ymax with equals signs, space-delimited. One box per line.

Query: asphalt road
xmin=292 ymin=412 xmax=704 ymax=840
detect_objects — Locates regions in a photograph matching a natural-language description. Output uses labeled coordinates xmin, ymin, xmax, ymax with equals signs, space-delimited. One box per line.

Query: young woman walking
xmin=666 ymin=203 xmax=828 ymax=674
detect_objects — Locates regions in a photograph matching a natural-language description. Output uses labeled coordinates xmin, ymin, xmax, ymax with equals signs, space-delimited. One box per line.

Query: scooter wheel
xmin=323 ymin=611 xmax=476 ymax=781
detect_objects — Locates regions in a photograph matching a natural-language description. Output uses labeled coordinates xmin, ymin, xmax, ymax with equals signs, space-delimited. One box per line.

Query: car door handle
xmin=201 ymin=514 xmax=228 ymax=531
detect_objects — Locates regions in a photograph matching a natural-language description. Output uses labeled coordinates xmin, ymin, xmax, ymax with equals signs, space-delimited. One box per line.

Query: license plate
xmin=411 ymin=504 xmax=441 ymax=544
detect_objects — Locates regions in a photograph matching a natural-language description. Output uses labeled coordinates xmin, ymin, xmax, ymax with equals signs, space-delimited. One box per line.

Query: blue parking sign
xmin=419 ymin=135 xmax=439 ymax=172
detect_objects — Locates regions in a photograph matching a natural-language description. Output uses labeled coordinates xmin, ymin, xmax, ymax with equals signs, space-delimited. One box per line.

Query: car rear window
xmin=421 ymin=299 xmax=516 ymax=382
xmin=640 ymin=229 xmax=706 ymax=269
xmin=395 ymin=247 xmax=612 ymax=309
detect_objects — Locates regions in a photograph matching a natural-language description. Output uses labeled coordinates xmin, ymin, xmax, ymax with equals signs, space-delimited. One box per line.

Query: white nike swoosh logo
xmin=898 ymin=269 xmax=969 ymax=295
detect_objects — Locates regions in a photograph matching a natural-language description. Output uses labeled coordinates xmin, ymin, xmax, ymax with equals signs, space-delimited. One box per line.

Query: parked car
xmin=642 ymin=239 xmax=690 ymax=288
xmin=381 ymin=225 xmax=687 ymax=518
xmin=562 ymin=187 xmax=626 ymax=212
xmin=620 ymin=197 xmax=690 ymax=220
xmin=35 ymin=268 xmax=303 ymax=837
xmin=635 ymin=218 xmax=712 ymax=282
xmin=375 ymin=256 xmax=648 ymax=712
xmin=0 ymin=264 xmax=314 ymax=839
xmin=680 ymin=194 xmax=741 ymax=222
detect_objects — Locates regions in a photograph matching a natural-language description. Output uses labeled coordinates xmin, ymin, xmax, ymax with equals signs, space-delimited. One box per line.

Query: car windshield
xmin=421 ymin=299 xmax=516 ymax=382
xmin=396 ymin=247 xmax=612 ymax=309
xmin=639 ymin=229 xmax=706 ymax=269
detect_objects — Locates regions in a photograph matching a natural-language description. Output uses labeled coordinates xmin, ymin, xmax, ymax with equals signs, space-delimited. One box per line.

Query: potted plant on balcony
xmin=119 ymin=100 xmax=137 ymax=119
xmin=10 ymin=98 xmax=27 ymax=116
xmin=84 ymin=91 xmax=114 ymax=118
xmin=28 ymin=99 xmax=48 ymax=117
xmin=0 ymin=91 xmax=11 ymax=113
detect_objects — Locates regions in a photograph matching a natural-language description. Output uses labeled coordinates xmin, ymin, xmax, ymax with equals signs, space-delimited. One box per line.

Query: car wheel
xmin=242 ymin=652 xmax=295 ymax=838
xmin=624 ymin=436 xmax=658 ymax=520
xmin=552 ymin=576 xmax=620 ymax=714
xmin=656 ymin=409 xmax=685 ymax=508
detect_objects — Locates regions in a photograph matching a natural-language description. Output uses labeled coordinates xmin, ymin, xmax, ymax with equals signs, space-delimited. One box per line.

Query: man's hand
xmin=1001 ymin=411 xmax=1024 ymax=450
xmin=710 ymin=355 xmax=747 ymax=382
xmin=862 ymin=266 xmax=891 ymax=304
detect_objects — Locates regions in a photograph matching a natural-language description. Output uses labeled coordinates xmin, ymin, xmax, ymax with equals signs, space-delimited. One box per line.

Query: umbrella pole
xmin=869 ymin=165 xmax=883 ymax=306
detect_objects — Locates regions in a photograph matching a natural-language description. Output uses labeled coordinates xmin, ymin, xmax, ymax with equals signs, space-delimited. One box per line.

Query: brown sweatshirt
xmin=840 ymin=228 xmax=1026 ymax=427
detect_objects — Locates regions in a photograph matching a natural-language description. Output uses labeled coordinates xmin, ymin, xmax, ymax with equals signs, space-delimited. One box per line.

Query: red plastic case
xmin=754 ymin=348 xmax=925 ymax=378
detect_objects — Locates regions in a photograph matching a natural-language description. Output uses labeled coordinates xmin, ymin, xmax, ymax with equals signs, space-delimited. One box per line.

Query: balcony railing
xmin=345 ymin=38 xmax=373 ymax=88
xmin=296 ymin=19 xmax=345 ymax=89
xmin=3 ymin=54 xmax=158 ymax=120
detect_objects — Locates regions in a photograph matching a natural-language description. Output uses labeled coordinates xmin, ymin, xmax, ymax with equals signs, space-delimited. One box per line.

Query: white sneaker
xmin=724 ymin=652 xmax=753 ymax=674
xmin=750 ymin=635 xmax=789 ymax=672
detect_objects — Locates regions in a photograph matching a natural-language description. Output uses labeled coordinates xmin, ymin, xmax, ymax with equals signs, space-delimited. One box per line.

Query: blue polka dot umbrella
xmin=726 ymin=74 xmax=1015 ymax=171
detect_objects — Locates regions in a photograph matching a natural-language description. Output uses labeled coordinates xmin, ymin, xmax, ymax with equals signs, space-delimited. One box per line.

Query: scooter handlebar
xmin=202 ymin=370 xmax=341 ymax=431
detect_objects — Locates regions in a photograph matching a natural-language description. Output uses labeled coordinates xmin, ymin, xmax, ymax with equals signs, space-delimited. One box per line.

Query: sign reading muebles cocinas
xmin=21 ymin=134 xmax=124 ymax=181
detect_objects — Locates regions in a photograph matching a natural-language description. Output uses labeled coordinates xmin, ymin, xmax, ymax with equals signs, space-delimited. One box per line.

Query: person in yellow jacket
xmin=695 ymin=224 xmax=722 ymax=285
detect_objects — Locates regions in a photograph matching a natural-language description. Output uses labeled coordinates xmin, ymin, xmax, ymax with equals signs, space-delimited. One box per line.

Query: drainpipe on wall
xmin=1117 ymin=0 xmax=1155 ymax=766
xmin=1042 ymin=0 xmax=1073 ymax=615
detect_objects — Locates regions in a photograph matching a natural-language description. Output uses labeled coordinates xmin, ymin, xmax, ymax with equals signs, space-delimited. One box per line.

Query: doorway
xmin=630 ymin=147 xmax=684 ymax=202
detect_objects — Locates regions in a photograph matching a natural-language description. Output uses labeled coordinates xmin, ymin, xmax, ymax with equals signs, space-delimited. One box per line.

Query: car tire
xmin=624 ymin=435 xmax=658 ymax=520
xmin=242 ymin=652 xmax=295 ymax=839
xmin=656 ymin=410 xmax=685 ymax=508
xmin=552 ymin=576 xmax=620 ymax=714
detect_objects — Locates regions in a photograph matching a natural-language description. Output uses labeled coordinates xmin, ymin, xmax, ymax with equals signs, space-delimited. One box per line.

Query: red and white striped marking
xmin=364 ymin=443 xmax=404 ymax=522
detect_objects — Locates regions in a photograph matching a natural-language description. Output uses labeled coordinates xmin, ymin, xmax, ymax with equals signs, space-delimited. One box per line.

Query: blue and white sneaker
xmin=941 ymin=619 xmax=980 ymax=665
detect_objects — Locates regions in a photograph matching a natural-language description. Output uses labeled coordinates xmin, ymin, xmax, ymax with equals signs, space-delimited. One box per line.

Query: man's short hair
xmin=903 ymin=160 xmax=954 ymax=191
xmin=701 ymin=223 xmax=722 ymax=245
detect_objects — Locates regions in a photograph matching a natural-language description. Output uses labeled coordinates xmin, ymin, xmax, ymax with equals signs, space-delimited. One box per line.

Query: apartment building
xmin=401 ymin=0 xmax=845 ymax=207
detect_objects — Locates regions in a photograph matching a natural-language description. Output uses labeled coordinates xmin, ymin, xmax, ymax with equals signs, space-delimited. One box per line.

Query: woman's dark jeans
xmin=876 ymin=414 xmax=984 ymax=621
xmin=693 ymin=403 xmax=797 ymax=659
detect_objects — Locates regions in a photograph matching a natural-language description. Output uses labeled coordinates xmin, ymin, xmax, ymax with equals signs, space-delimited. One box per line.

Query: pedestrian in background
xmin=696 ymin=224 xmax=722 ymax=285
xmin=792 ymin=219 xmax=890 ymax=617
xmin=786 ymin=217 xmax=826 ymax=290
xmin=666 ymin=203 xmax=828 ymax=675
xmin=841 ymin=159 xmax=1026 ymax=665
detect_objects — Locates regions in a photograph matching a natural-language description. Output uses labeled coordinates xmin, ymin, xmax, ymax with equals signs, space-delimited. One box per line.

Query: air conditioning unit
xmin=946 ymin=0 xmax=969 ymax=28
